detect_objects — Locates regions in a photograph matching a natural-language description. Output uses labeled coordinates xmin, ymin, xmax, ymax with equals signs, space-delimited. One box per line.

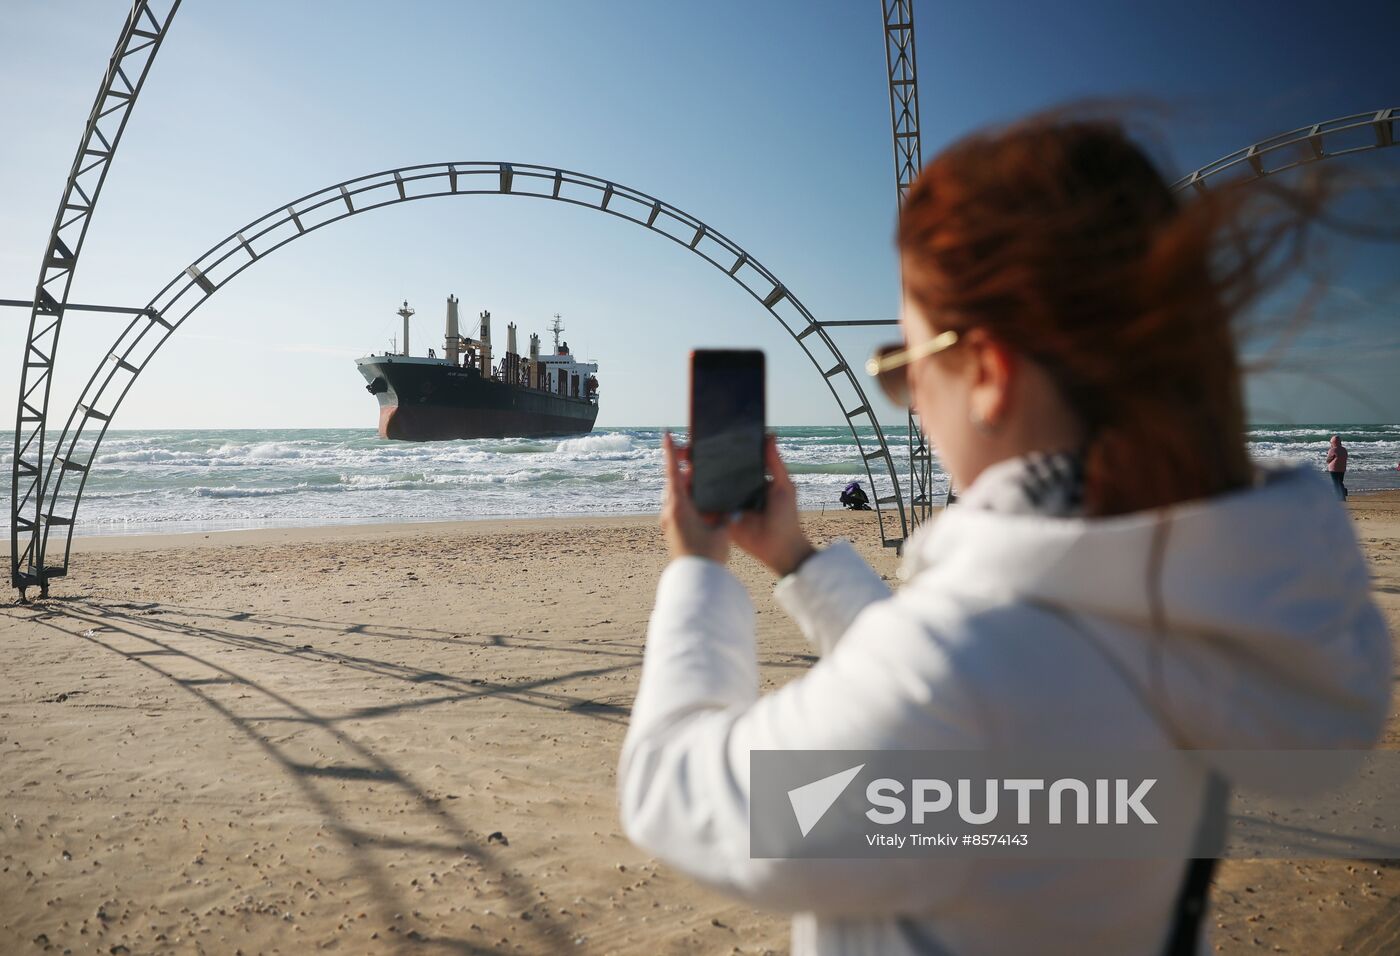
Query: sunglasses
xmin=864 ymin=329 xmax=960 ymax=406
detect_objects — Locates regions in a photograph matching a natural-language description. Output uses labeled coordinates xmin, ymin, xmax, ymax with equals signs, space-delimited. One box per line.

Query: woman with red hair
xmin=619 ymin=115 xmax=1390 ymax=954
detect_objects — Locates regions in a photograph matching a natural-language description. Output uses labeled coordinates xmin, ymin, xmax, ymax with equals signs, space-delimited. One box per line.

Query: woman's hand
xmin=731 ymin=435 xmax=816 ymax=577
xmin=659 ymin=431 xmax=731 ymax=564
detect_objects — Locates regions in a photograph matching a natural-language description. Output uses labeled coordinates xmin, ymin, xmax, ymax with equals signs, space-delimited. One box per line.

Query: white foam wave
xmin=192 ymin=484 xmax=308 ymax=499
xmin=553 ymin=433 xmax=642 ymax=460
xmin=99 ymin=449 xmax=207 ymax=464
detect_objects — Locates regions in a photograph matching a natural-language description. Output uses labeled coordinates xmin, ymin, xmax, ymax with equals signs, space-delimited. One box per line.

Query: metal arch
xmin=1171 ymin=108 xmax=1398 ymax=192
xmin=32 ymin=163 xmax=910 ymax=588
xmin=10 ymin=0 xmax=181 ymax=594
xmin=882 ymin=0 xmax=935 ymax=530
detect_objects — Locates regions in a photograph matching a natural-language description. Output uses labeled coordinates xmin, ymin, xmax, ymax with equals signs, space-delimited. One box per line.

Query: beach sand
xmin=2 ymin=497 xmax=1397 ymax=955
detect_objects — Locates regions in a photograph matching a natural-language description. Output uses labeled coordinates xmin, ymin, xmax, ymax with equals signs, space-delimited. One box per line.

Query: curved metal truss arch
xmin=1172 ymin=108 xmax=1397 ymax=192
xmin=10 ymin=0 xmax=181 ymax=592
xmin=31 ymin=163 xmax=909 ymax=587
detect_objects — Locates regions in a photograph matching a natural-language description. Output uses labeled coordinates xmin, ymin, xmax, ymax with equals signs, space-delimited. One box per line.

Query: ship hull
xmin=357 ymin=358 xmax=598 ymax=441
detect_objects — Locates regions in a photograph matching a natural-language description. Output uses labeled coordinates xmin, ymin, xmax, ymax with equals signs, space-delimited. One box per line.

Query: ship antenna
xmin=551 ymin=313 xmax=563 ymax=353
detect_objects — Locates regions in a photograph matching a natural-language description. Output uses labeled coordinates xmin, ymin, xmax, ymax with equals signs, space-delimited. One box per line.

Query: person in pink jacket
xmin=1327 ymin=435 xmax=1349 ymax=500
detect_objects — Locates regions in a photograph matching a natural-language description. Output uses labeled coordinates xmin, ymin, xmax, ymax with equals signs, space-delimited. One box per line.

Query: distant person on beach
xmin=1327 ymin=434 xmax=1348 ymax=500
xmin=838 ymin=481 xmax=871 ymax=510
xmin=620 ymin=113 xmax=1391 ymax=955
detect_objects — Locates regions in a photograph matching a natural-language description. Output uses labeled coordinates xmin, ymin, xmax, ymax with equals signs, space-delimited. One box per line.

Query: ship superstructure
xmin=356 ymin=298 xmax=599 ymax=441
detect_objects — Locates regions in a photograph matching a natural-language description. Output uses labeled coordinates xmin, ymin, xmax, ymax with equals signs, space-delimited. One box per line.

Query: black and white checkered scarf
xmin=955 ymin=450 xmax=1086 ymax=518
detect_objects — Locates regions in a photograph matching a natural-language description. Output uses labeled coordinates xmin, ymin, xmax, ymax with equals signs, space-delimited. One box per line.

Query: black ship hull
xmin=357 ymin=358 xmax=598 ymax=441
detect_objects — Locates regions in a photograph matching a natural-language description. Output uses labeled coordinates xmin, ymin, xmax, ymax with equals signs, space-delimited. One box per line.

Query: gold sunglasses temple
xmin=864 ymin=329 xmax=959 ymax=376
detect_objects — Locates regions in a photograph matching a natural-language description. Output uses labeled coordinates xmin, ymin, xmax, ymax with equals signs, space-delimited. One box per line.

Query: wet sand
xmin=2 ymin=496 xmax=1397 ymax=954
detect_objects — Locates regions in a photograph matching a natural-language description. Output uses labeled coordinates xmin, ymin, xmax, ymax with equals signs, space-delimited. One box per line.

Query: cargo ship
xmin=356 ymin=297 xmax=599 ymax=441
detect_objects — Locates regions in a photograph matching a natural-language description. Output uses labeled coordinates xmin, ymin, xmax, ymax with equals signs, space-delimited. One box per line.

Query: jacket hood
xmin=900 ymin=464 xmax=1392 ymax=765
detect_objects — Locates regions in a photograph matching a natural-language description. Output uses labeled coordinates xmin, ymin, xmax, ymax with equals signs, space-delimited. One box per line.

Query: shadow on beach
xmin=10 ymin=594 xmax=632 ymax=953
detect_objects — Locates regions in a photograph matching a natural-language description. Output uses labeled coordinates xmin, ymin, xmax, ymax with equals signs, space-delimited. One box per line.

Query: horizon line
xmin=5 ymin=422 xmax=1395 ymax=433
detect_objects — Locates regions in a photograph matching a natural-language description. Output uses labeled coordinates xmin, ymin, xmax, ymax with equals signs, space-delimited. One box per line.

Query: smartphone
xmin=689 ymin=349 xmax=767 ymax=514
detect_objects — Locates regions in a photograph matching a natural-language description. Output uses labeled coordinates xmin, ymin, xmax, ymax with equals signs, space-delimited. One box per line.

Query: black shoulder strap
xmin=1028 ymin=599 xmax=1231 ymax=956
xmin=1164 ymin=858 xmax=1216 ymax=956
xmin=1163 ymin=772 xmax=1229 ymax=956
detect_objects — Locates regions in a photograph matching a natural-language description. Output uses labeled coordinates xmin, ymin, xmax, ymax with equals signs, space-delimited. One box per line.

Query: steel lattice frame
xmin=31 ymin=163 xmax=910 ymax=587
xmin=882 ymin=0 xmax=923 ymax=208
xmin=1171 ymin=108 xmax=1397 ymax=192
xmin=10 ymin=1 xmax=181 ymax=593
xmin=881 ymin=0 xmax=935 ymax=529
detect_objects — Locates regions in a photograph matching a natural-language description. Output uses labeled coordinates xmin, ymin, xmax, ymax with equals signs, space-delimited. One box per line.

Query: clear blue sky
xmin=2 ymin=0 xmax=1397 ymax=429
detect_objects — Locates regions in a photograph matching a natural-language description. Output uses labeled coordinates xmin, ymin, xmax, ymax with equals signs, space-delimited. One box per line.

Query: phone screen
xmin=689 ymin=349 xmax=766 ymax=514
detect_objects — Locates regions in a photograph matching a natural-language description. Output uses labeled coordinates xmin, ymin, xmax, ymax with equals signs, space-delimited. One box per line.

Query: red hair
xmin=898 ymin=113 xmax=1323 ymax=516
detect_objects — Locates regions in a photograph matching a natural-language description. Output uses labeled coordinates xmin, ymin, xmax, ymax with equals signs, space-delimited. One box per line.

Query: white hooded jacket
xmin=618 ymin=463 xmax=1391 ymax=955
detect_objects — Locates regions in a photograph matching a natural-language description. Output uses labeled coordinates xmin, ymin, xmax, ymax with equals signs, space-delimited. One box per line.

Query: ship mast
xmin=550 ymin=314 xmax=564 ymax=354
xmin=397 ymin=300 xmax=415 ymax=356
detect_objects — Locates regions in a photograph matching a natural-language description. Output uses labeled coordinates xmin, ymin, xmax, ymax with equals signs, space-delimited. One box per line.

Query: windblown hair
xmin=897 ymin=111 xmax=1329 ymax=516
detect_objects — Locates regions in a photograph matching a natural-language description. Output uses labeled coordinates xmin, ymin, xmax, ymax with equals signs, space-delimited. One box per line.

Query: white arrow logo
xmin=787 ymin=764 xmax=865 ymax=837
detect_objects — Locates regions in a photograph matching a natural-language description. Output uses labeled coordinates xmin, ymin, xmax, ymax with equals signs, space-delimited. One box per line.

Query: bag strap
xmin=1162 ymin=772 xmax=1229 ymax=956
xmin=1030 ymin=598 xmax=1229 ymax=956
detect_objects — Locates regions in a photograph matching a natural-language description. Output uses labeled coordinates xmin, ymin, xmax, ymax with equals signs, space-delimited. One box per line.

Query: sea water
xmin=3 ymin=424 xmax=1396 ymax=537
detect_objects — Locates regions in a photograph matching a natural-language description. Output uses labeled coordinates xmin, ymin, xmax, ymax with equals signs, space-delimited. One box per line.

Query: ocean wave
xmin=1251 ymin=440 xmax=1400 ymax=459
xmin=15 ymin=424 xmax=1394 ymax=536
xmin=487 ymin=438 xmax=557 ymax=454
xmin=192 ymin=484 xmax=309 ymax=499
xmin=553 ymin=433 xmax=643 ymax=460
xmin=98 ymin=448 xmax=211 ymax=464
xmin=82 ymin=488 xmax=159 ymax=501
xmin=785 ymin=461 xmax=868 ymax=475
xmin=237 ymin=441 xmax=317 ymax=460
